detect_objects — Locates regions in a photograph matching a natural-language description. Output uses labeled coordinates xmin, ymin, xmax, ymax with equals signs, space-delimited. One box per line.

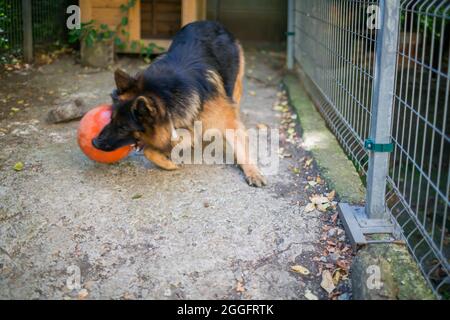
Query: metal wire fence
xmin=0 ymin=0 xmax=71 ymax=62
xmin=294 ymin=0 xmax=449 ymax=298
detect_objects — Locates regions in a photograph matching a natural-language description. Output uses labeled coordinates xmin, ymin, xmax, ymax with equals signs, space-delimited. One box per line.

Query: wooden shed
xmin=79 ymin=0 xmax=206 ymax=52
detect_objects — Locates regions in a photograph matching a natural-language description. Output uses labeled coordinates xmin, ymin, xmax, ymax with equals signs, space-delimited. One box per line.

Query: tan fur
xmin=199 ymin=96 xmax=267 ymax=187
xmin=144 ymin=146 xmax=178 ymax=170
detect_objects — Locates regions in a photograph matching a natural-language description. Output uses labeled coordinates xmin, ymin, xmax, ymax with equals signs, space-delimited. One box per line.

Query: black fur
xmin=93 ymin=21 xmax=240 ymax=152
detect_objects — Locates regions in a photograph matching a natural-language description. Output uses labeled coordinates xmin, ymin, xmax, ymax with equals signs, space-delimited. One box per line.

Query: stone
xmin=351 ymin=244 xmax=435 ymax=300
xmin=46 ymin=98 xmax=87 ymax=124
xmin=80 ymin=39 xmax=114 ymax=68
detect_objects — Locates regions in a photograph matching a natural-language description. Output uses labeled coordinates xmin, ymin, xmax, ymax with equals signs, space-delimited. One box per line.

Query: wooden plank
xmin=141 ymin=0 xmax=181 ymax=38
xmin=79 ymin=0 xmax=92 ymax=23
xmin=91 ymin=8 xmax=122 ymax=27
xmin=181 ymin=0 xmax=196 ymax=26
xmin=128 ymin=0 xmax=141 ymax=41
xmin=91 ymin=0 xmax=127 ymax=8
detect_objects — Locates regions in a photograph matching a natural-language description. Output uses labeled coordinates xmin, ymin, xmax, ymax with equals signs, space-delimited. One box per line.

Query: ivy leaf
xmin=121 ymin=17 xmax=128 ymax=26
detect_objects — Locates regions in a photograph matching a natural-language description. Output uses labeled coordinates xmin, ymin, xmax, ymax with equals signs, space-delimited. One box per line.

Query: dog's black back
xmin=141 ymin=21 xmax=240 ymax=108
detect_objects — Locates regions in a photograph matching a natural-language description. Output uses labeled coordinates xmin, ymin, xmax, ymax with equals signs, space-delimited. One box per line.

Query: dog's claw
xmin=245 ymin=171 xmax=267 ymax=188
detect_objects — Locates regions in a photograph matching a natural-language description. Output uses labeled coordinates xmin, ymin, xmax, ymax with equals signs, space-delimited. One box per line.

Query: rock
xmin=351 ymin=244 xmax=435 ymax=300
xmin=47 ymin=98 xmax=87 ymax=124
xmin=80 ymin=39 xmax=114 ymax=68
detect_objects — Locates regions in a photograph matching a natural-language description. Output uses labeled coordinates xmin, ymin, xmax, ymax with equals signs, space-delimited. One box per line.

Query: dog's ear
xmin=132 ymin=96 xmax=159 ymax=120
xmin=114 ymin=69 xmax=135 ymax=92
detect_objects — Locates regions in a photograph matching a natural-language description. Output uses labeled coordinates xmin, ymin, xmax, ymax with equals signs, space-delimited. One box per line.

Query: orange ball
xmin=77 ymin=104 xmax=132 ymax=163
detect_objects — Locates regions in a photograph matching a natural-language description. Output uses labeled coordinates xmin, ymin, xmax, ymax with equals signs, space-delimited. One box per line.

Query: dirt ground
xmin=0 ymin=47 xmax=352 ymax=300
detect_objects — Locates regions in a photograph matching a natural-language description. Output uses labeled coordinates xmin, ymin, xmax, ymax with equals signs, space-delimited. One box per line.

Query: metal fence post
xmin=22 ymin=0 xmax=33 ymax=63
xmin=366 ymin=0 xmax=399 ymax=220
xmin=287 ymin=0 xmax=295 ymax=70
xmin=337 ymin=0 xmax=399 ymax=248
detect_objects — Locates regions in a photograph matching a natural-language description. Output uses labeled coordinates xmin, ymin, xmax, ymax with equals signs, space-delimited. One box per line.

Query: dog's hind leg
xmin=232 ymin=43 xmax=245 ymax=107
xmin=144 ymin=146 xmax=178 ymax=171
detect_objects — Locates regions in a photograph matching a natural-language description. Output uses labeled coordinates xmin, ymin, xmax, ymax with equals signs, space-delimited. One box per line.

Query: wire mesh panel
xmin=294 ymin=0 xmax=379 ymax=177
xmin=388 ymin=0 xmax=449 ymax=297
xmin=0 ymin=0 xmax=23 ymax=59
xmin=0 ymin=0 xmax=71 ymax=62
xmin=294 ymin=0 xmax=449 ymax=298
xmin=31 ymin=0 xmax=69 ymax=48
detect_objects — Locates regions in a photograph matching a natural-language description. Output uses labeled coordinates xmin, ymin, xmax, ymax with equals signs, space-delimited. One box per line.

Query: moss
xmin=283 ymin=74 xmax=365 ymax=204
xmin=352 ymin=244 xmax=435 ymax=300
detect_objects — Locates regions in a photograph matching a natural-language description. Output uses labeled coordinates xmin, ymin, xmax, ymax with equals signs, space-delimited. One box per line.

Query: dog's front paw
xmin=245 ymin=169 xmax=267 ymax=188
xmin=159 ymin=161 xmax=179 ymax=171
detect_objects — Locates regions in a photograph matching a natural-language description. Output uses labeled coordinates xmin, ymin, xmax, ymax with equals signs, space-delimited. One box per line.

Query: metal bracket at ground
xmin=338 ymin=203 xmax=397 ymax=250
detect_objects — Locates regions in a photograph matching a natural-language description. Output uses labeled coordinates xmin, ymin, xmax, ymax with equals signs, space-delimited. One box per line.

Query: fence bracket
xmin=364 ymin=139 xmax=393 ymax=153
xmin=338 ymin=203 xmax=396 ymax=250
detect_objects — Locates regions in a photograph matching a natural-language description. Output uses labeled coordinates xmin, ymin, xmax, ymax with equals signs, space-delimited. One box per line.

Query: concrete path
xmin=0 ymin=48 xmax=349 ymax=299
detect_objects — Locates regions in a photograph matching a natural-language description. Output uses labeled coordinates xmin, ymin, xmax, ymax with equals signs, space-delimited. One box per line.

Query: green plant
xmin=400 ymin=8 xmax=449 ymax=39
xmin=0 ymin=0 xmax=10 ymax=52
xmin=68 ymin=21 xmax=115 ymax=47
xmin=68 ymin=0 xmax=163 ymax=61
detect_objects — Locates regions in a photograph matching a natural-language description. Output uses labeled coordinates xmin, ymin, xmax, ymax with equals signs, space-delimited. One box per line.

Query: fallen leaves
xmin=291 ymin=265 xmax=310 ymax=276
xmin=236 ymin=281 xmax=245 ymax=293
xmin=320 ymin=270 xmax=336 ymax=294
xmin=77 ymin=289 xmax=89 ymax=300
xmin=131 ymin=194 xmax=142 ymax=200
xmin=304 ymin=203 xmax=316 ymax=213
xmin=303 ymin=193 xmax=337 ymax=213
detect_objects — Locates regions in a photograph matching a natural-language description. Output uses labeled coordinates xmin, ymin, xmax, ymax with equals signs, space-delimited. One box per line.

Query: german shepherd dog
xmin=92 ymin=21 xmax=267 ymax=187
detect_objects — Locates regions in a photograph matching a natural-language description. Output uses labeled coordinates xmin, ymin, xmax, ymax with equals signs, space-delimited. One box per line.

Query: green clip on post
xmin=364 ymin=139 xmax=394 ymax=153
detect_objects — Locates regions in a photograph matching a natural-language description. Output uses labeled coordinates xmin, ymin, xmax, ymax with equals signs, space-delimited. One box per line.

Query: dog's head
xmin=92 ymin=69 xmax=165 ymax=152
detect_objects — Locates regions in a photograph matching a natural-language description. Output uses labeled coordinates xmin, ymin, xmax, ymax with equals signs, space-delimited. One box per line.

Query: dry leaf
xmin=304 ymin=203 xmax=316 ymax=213
xmin=291 ymin=167 xmax=300 ymax=174
xmin=236 ymin=281 xmax=245 ymax=293
xmin=310 ymin=195 xmax=330 ymax=205
xmin=320 ymin=270 xmax=336 ymax=294
xmin=78 ymin=289 xmax=89 ymax=299
xmin=308 ymin=181 xmax=317 ymax=187
xmin=317 ymin=203 xmax=330 ymax=212
xmin=304 ymin=290 xmax=318 ymax=300
xmin=13 ymin=162 xmax=24 ymax=171
xmin=336 ymin=260 xmax=349 ymax=272
xmin=332 ymin=269 xmax=343 ymax=285
xmin=291 ymin=265 xmax=310 ymax=275
xmin=327 ymin=190 xmax=336 ymax=201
